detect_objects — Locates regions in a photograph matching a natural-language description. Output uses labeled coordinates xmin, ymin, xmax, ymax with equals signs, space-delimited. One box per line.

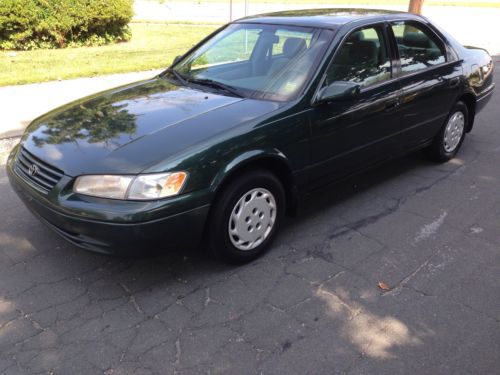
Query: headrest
xmin=350 ymin=40 xmax=377 ymax=62
xmin=283 ymin=37 xmax=307 ymax=57
xmin=348 ymin=31 xmax=365 ymax=42
xmin=403 ymin=32 xmax=431 ymax=48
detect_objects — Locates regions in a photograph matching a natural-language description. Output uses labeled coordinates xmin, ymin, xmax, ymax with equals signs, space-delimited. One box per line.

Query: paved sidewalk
xmin=0 ymin=70 xmax=161 ymax=139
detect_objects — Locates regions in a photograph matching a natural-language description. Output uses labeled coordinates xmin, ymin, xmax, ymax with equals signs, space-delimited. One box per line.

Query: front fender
xmin=209 ymin=148 xmax=292 ymax=193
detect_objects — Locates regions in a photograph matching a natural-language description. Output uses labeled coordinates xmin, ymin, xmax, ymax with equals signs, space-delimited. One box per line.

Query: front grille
xmin=14 ymin=147 xmax=64 ymax=194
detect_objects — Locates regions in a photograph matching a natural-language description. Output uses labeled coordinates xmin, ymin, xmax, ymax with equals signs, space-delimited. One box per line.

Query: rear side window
xmin=391 ymin=21 xmax=446 ymax=74
xmin=326 ymin=25 xmax=391 ymax=88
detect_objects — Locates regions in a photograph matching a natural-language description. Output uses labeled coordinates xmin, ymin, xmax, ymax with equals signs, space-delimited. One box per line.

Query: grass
xmin=0 ymin=22 xmax=218 ymax=87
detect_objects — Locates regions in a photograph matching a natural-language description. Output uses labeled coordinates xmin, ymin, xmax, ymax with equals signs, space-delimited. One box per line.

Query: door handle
xmin=385 ymin=98 xmax=400 ymax=111
xmin=449 ymin=77 xmax=460 ymax=88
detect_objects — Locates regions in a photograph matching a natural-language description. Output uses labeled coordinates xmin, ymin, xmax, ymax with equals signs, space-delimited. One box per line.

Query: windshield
xmin=171 ymin=23 xmax=334 ymax=101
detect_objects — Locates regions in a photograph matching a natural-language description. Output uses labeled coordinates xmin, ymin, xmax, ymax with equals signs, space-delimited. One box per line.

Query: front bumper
xmin=7 ymin=151 xmax=211 ymax=255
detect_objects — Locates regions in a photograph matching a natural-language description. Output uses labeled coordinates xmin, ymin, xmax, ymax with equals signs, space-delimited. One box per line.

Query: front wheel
xmin=208 ymin=169 xmax=285 ymax=264
xmin=427 ymin=101 xmax=468 ymax=162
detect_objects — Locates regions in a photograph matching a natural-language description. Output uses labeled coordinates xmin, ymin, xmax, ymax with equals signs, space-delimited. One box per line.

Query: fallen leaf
xmin=229 ymin=311 xmax=238 ymax=320
xmin=378 ymin=281 xmax=391 ymax=290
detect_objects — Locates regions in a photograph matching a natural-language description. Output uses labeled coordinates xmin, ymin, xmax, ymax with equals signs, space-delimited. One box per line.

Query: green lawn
xmin=0 ymin=22 xmax=218 ymax=87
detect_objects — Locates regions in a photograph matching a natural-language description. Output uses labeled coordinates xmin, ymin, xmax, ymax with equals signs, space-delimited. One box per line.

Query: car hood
xmin=21 ymin=77 xmax=281 ymax=176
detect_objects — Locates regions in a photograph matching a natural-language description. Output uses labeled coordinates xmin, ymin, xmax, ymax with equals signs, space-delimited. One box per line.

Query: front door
xmin=308 ymin=24 xmax=401 ymax=189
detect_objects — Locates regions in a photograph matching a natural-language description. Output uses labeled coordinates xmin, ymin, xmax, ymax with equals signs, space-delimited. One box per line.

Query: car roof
xmin=235 ymin=8 xmax=421 ymax=29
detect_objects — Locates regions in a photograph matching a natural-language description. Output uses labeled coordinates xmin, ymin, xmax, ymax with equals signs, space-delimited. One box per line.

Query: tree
xmin=408 ymin=0 xmax=424 ymax=14
xmin=32 ymin=101 xmax=137 ymax=147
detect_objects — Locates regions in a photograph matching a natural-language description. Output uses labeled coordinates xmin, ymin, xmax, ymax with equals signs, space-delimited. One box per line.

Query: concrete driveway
xmin=1 ymin=67 xmax=499 ymax=374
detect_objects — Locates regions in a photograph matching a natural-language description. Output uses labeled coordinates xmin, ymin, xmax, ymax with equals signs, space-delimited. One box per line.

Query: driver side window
xmin=325 ymin=26 xmax=392 ymax=88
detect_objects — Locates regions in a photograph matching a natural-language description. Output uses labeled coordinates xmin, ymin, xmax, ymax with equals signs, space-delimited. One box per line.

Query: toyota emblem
xmin=28 ymin=164 xmax=39 ymax=176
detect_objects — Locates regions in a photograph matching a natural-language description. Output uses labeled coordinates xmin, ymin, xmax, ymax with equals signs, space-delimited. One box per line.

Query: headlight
xmin=73 ymin=175 xmax=134 ymax=199
xmin=73 ymin=172 xmax=187 ymax=200
xmin=128 ymin=172 xmax=187 ymax=200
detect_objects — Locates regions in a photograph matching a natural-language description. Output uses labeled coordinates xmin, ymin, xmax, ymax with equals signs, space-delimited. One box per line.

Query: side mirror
xmin=315 ymin=81 xmax=360 ymax=104
xmin=172 ymin=55 xmax=182 ymax=66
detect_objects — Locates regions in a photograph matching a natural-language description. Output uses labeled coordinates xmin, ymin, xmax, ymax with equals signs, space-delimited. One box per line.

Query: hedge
xmin=0 ymin=0 xmax=133 ymax=50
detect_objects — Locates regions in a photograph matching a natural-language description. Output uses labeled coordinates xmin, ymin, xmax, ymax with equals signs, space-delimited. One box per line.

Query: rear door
xmin=388 ymin=20 xmax=462 ymax=150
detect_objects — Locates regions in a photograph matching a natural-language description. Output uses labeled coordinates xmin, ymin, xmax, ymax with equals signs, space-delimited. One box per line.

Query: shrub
xmin=0 ymin=0 xmax=133 ymax=50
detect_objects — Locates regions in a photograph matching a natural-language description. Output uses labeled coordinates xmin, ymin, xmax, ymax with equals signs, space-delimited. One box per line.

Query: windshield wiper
xmin=187 ymin=78 xmax=244 ymax=98
xmin=163 ymin=68 xmax=188 ymax=85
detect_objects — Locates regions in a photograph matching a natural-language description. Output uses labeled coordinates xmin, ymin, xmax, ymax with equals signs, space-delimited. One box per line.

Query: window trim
xmin=388 ymin=19 xmax=450 ymax=78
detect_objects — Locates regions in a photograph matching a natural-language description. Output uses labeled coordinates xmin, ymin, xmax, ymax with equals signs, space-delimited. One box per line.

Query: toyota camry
xmin=7 ymin=9 xmax=495 ymax=263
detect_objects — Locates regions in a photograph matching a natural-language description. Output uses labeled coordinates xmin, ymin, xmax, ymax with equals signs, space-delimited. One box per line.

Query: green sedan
xmin=7 ymin=9 xmax=495 ymax=262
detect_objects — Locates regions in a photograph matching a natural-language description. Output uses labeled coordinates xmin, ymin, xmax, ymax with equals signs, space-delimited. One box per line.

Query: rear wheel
xmin=208 ymin=169 xmax=285 ymax=264
xmin=428 ymin=101 xmax=468 ymax=162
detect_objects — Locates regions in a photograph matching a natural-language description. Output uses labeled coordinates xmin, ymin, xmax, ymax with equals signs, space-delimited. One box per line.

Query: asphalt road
xmin=1 ymin=64 xmax=499 ymax=374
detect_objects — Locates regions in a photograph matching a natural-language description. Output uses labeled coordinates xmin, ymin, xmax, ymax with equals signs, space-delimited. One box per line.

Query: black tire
xmin=208 ymin=169 xmax=286 ymax=264
xmin=428 ymin=101 xmax=468 ymax=162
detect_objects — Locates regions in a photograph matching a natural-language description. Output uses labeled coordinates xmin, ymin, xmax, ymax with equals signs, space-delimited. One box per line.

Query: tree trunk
xmin=408 ymin=0 xmax=424 ymax=14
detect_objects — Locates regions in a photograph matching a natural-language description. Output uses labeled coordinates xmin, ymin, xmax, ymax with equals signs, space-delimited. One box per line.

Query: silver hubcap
xmin=228 ymin=188 xmax=277 ymax=251
xmin=443 ymin=111 xmax=465 ymax=153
